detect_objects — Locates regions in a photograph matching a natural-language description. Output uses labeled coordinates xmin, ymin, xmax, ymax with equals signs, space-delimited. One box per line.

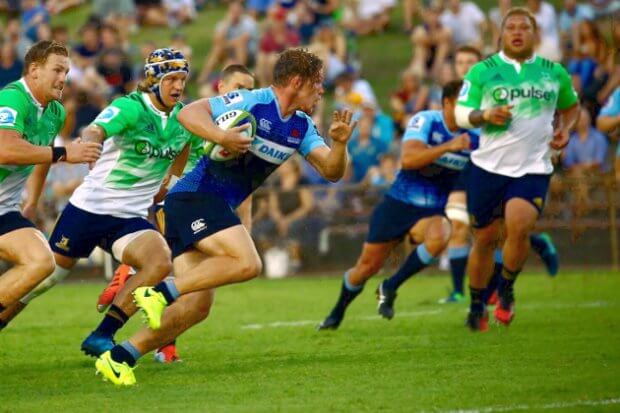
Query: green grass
xmin=1 ymin=271 xmax=619 ymax=412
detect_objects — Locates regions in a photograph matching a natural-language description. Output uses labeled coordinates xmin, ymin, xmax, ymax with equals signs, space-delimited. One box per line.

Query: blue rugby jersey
xmin=171 ymin=87 xmax=327 ymax=208
xmin=387 ymin=110 xmax=480 ymax=208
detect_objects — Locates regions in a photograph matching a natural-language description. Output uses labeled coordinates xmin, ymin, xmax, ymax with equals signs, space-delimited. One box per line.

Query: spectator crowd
xmin=0 ymin=0 xmax=618 ymax=272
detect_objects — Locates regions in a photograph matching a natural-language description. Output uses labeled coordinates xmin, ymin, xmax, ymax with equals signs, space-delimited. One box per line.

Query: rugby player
xmin=0 ymin=49 xmax=195 ymax=356
xmin=440 ymin=45 xmax=559 ymax=305
xmin=0 ymin=41 xmax=101 ymax=330
xmin=319 ymin=80 xmax=477 ymax=330
xmin=455 ymin=8 xmax=579 ymax=330
xmin=95 ymin=49 xmax=357 ymax=386
xmin=95 ymin=64 xmax=257 ymax=363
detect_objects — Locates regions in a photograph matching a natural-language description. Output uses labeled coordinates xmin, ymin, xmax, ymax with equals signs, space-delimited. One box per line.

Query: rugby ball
xmin=204 ymin=110 xmax=256 ymax=162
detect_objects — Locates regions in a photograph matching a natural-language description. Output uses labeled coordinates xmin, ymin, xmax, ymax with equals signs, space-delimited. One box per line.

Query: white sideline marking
xmin=435 ymin=397 xmax=620 ymax=413
xmin=240 ymin=301 xmax=612 ymax=330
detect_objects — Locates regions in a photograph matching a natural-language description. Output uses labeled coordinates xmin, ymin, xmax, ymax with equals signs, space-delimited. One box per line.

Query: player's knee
xmin=474 ymin=227 xmax=499 ymax=249
xmin=449 ymin=221 xmax=469 ymax=245
xmin=149 ymin=254 xmax=173 ymax=278
xmin=26 ymin=253 xmax=56 ymax=279
xmin=356 ymin=256 xmax=383 ymax=277
xmin=238 ymin=255 xmax=262 ymax=281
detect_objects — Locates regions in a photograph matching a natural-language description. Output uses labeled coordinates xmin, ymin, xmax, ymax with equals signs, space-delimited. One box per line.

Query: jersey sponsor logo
xmin=55 ymin=236 xmax=70 ymax=252
xmin=135 ymin=140 xmax=181 ymax=160
xmin=191 ymin=218 xmax=207 ymax=234
xmin=492 ymin=86 xmax=554 ymax=103
xmin=258 ymin=118 xmax=272 ymax=132
xmin=222 ymin=91 xmax=243 ymax=106
xmin=408 ymin=115 xmax=425 ymax=131
xmin=458 ymin=80 xmax=471 ymax=100
xmin=95 ymin=106 xmax=121 ymax=123
xmin=250 ymin=136 xmax=295 ymax=164
xmin=434 ymin=152 xmax=469 ymax=170
xmin=0 ymin=107 xmax=17 ymax=126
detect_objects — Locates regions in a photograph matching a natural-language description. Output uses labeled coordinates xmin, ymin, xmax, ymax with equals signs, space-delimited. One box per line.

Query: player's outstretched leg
xmin=378 ymin=215 xmax=450 ymax=320
xmin=441 ymin=192 xmax=470 ymax=304
xmin=96 ymin=287 xmax=214 ymax=385
xmin=133 ymin=224 xmax=261 ymax=330
xmin=82 ymin=231 xmax=172 ymax=357
xmin=318 ymin=241 xmax=396 ymax=330
xmin=495 ymin=198 xmax=539 ymax=326
xmin=529 ymin=232 xmax=559 ymax=276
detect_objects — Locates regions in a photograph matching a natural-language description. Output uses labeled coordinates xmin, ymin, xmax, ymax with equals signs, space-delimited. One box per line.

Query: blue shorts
xmin=451 ymin=161 xmax=471 ymax=192
xmin=0 ymin=211 xmax=35 ymax=237
xmin=366 ymin=195 xmax=444 ymax=244
xmin=49 ymin=202 xmax=155 ymax=258
xmin=164 ymin=192 xmax=241 ymax=258
xmin=466 ymin=162 xmax=551 ymax=229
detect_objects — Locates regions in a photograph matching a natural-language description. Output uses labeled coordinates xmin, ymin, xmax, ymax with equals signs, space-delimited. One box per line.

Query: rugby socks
xmin=383 ymin=244 xmax=435 ymax=291
xmin=448 ymin=246 xmax=469 ymax=295
xmin=110 ymin=340 xmax=142 ymax=367
xmin=529 ymin=233 xmax=547 ymax=256
xmin=469 ymin=287 xmax=485 ymax=314
xmin=95 ymin=305 xmax=129 ymax=337
xmin=499 ymin=266 xmax=521 ymax=299
xmin=154 ymin=279 xmax=180 ymax=305
xmin=331 ymin=271 xmax=364 ymax=317
xmin=483 ymin=250 xmax=504 ymax=302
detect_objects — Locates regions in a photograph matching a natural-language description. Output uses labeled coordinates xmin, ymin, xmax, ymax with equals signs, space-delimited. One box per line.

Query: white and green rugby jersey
xmin=457 ymin=51 xmax=578 ymax=177
xmin=70 ymin=92 xmax=192 ymax=218
xmin=0 ymin=79 xmax=65 ymax=216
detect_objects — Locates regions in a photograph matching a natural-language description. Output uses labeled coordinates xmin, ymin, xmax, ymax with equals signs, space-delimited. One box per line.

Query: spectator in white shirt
xmin=440 ymin=0 xmax=486 ymax=50
xmin=526 ymin=0 xmax=562 ymax=61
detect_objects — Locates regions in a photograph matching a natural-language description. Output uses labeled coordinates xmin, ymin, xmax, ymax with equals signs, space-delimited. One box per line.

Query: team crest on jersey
xmin=431 ymin=132 xmax=444 ymax=144
xmin=55 ymin=236 xmax=70 ymax=252
xmin=0 ymin=107 xmax=17 ymax=126
xmin=95 ymin=107 xmax=120 ymax=123
xmin=191 ymin=218 xmax=207 ymax=234
xmin=223 ymin=92 xmax=243 ymax=106
xmin=258 ymin=118 xmax=272 ymax=132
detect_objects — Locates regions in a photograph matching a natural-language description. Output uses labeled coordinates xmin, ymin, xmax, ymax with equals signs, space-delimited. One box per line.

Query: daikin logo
xmin=493 ymin=86 xmax=554 ymax=102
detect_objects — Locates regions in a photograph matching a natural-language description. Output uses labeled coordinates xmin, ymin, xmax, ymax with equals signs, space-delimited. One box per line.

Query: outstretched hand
xmin=328 ymin=110 xmax=357 ymax=144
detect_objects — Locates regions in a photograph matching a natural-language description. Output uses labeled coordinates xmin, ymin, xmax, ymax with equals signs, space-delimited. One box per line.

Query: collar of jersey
xmin=498 ymin=51 xmax=537 ymax=67
xmin=268 ymin=86 xmax=294 ymax=122
xmin=141 ymin=92 xmax=170 ymax=119
xmin=18 ymin=77 xmax=45 ymax=111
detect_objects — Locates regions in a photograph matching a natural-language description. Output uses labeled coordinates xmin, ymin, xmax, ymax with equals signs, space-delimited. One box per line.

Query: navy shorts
xmin=49 ymin=202 xmax=155 ymax=258
xmin=466 ymin=162 xmax=551 ymax=229
xmin=366 ymin=195 xmax=444 ymax=244
xmin=164 ymin=192 xmax=241 ymax=258
xmin=0 ymin=211 xmax=35 ymax=237
xmin=452 ymin=161 xmax=471 ymax=192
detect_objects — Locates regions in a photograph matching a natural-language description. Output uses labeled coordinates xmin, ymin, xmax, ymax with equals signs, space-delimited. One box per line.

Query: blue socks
xmin=448 ymin=246 xmax=469 ymax=295
xmin=95 ymin=305 xmax=128 ymax=337
xmin=110 ymin=340 xmax=142 ymax=367
xmin=384 ymin=244 xmax=435 ymax=291
xmin=330 ymin=271 xmax=364 ymax=317
xmin=154 ymin=279 xmax=180 ymax=304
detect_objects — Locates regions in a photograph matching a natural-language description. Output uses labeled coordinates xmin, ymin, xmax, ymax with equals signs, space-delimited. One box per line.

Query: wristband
xmin=51 ymin=146 xmax=67 ymax=163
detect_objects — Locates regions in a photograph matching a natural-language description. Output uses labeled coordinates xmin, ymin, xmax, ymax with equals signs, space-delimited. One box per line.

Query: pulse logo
xmin=493 ymin=86 xmax=554 ymax=102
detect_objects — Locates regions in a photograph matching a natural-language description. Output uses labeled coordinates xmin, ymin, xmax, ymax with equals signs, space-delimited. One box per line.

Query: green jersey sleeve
xmin=457 ymin=64 xmax=484 ymax=109
xmin=92 ymin=97 xmax=140 ymax=138
xmin=0 ymin=89 xmax=30 ymax=134
xmin=555 ymin=63 xmax=578 ymax=110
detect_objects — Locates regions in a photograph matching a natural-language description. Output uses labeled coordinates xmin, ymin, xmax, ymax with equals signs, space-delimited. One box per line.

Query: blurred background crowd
xmin=0 ymin=0 xmax=618 ymax=274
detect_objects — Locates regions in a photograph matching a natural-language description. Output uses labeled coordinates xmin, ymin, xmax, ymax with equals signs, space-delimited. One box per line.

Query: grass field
xmin=1 ymin=271 xmax=619 ymax=412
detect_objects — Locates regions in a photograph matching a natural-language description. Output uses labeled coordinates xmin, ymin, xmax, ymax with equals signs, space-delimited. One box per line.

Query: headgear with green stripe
xmin=144 ymin=48 xmax=189 ymax=107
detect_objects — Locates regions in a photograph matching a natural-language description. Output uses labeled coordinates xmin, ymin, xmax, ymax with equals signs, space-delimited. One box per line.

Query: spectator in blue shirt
xmin=563 ymin=107 xmax=609 ymax=173
xmin=347 ymin=106 xmax=391 ymax=182
xmin=20 ymin=0 xmax=50 ymax=43
xmin=0 ymin=42 xmax=23 ymax=89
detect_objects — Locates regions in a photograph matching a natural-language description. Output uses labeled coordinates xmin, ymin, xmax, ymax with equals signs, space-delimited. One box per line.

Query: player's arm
xmin=236 ymin=196 xmax=253 ymax=233
xmin=401 ymin=136 xmax=470 ymax=170
xmin=454 ymin=66 xmax=513 ymax=128
xmin=177 ymin=98 xmax=253 ymax=153
xmin=400 ymin=113 xmax=470 ymax=170
xmin=154 ymin=144 xmax=190 ymax=204
xmin=81 ymin=124 xmax=107 ymax=144
xmin=305 ymin=110 xmax=357 ymax=182
xmin=22 ymin=163 xmax=51 ymax=220
xmin=551 ymin=65 xmax=581 ymax=150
